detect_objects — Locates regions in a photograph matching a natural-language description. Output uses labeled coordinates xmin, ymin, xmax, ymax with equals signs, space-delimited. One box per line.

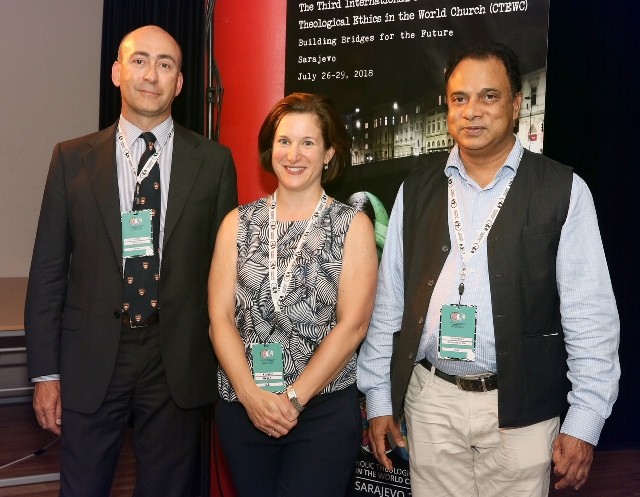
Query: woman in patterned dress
xmin=208 ymin=93 xmax=378 ymax=497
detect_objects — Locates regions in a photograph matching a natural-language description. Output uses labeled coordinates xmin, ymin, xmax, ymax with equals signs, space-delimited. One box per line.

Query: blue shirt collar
xmin=445 ymin=135 xmax=524 ymax=184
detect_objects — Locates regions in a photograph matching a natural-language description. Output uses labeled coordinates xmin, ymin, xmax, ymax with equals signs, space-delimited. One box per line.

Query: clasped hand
xmin=241 ymin=388 xmax=300 ymax=438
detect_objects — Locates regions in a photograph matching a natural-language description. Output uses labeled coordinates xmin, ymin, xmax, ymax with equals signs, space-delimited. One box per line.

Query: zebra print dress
xmin=217 ymin=196 xmax=358 ymax=402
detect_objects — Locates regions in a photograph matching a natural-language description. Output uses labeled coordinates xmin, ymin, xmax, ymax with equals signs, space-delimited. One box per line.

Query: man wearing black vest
xmin=25 ymin=26 xmax=237 ymax=496
xmin=357 ymin=42 xmax=619 ymax=496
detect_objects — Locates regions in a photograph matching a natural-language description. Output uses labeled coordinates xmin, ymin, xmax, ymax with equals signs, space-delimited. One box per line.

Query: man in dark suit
xmin=25 ymin=25 xmax=237 ymax=496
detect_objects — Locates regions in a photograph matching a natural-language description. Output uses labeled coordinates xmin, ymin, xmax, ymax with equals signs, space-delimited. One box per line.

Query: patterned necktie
xmin=122 ymin=132 xmax=160 ymax=325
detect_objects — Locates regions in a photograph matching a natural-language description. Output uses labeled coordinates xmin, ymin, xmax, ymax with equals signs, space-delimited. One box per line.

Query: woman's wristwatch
xmin=285 ymin=385 xmax=306 ymax=412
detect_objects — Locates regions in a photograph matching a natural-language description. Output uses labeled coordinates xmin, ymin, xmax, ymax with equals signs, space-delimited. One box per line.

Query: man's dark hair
xmin=444 ymin=42 xmax=522 ymax=97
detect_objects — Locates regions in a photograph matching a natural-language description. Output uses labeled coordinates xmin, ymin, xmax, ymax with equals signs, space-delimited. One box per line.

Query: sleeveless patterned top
xmin=217 ymin=196 xmax=358 ymax=402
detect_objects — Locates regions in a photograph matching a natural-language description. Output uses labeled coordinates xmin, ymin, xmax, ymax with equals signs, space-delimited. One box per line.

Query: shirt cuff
xmin=560 ymin=405 xmax=606 ymax=446
xmin=31 ymin=374 xmax=61 ymax=382
xmin=363 ymin=388 xmax=394 ymax=420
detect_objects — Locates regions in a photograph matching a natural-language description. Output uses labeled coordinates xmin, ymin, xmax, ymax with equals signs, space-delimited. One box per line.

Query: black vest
xmin=390 ymin=149 xmax=574 ymax=427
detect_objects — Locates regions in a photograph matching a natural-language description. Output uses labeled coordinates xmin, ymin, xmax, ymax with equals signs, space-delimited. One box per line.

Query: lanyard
xmin=447 ymin=174 xmax=512 ymax=301
xmin=268 ymin=190 xmax=327 ymax=315
xmin=116 ymin=126 xmax=174 ymax=185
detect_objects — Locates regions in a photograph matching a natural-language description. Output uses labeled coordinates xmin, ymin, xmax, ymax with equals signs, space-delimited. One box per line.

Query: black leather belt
xmin=121 ymin=312 xmax=159 ymax=328
xmin=419 ymin=358 xmax=498 ymax=392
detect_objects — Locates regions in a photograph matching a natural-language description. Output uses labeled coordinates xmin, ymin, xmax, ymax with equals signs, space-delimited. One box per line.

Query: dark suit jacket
xmin=25 ymin=122 xmax=237 ymax=413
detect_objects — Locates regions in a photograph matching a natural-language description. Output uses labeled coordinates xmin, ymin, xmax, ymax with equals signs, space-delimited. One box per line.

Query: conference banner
xmin=285 ymin=1 xmax=550 ymax=495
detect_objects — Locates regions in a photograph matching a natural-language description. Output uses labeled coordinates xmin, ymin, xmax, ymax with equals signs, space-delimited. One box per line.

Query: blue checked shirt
xmin=357 ymin=137 xmax=620 ymax=446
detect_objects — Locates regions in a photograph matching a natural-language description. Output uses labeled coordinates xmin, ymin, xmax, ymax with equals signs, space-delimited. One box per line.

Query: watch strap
xmin=286 ymin=385 xmax=305 ymax=412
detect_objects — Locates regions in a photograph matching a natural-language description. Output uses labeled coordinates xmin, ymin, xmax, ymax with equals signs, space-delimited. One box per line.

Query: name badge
xmin=122 ymin=210 xmax=154 ymax=258
xmin=438 ymin=304 xmax=477 ymax=361
xmin=251 ymin=342 xmax=284 ymax=392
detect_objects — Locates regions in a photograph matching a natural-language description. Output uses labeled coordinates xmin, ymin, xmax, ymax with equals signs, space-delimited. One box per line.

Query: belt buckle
xmin=455 ymin=376 xmax=473 ymax=391
xmin=456 ymin=373 xmax=494 ymax=392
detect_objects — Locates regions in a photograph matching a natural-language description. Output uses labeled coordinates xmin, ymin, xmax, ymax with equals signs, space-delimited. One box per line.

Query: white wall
xmin=0 ymin=0 xmax=103 ymax=276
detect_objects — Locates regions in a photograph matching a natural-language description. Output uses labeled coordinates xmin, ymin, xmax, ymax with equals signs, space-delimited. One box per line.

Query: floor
xmin=1 ymin=402 xmax=639 ymax=496
xmin=548 ymin=449 xmax=640 ymax=496
xmin=0 ymin=402 xmax=134 ymax=497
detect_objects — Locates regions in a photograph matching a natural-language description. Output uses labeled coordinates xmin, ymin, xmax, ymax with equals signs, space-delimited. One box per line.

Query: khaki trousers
xmin=404 ymin=363 xmax=559 ymax=497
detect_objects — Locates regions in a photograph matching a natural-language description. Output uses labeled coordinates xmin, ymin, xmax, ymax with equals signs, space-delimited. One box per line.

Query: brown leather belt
xmin=121 ymin=312 xmax=159 ymax=328
xmin=419 ymin=358 xmax=498 ymax=392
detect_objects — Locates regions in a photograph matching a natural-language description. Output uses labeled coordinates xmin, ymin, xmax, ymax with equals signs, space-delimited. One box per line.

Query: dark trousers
xmin=215 ymin=384 xmax=361 ymax=497
xmin=59 ymin=324 xmax=204 ymax=497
